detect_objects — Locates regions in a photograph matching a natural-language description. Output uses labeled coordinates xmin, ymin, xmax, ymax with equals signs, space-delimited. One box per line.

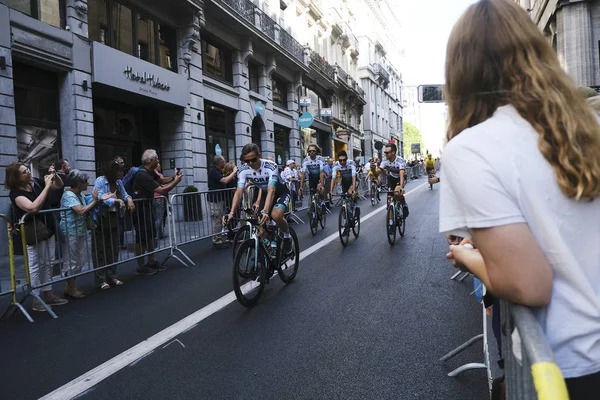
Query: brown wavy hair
xmin=445 ymin=0 xmax=600 ymax=200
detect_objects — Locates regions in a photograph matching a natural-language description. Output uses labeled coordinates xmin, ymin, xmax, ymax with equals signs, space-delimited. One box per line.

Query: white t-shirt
xmin=439 ymin=105 xmax=600 ymax=379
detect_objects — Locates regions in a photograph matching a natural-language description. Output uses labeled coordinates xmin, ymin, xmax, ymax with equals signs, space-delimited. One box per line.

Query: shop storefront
xmin=13 ymin=63 xmax=62 ymax=178
xmin=351 ymin=134 xmax=363 ymax=161
xmin=91 ymin=41 xmax=188 ymax=171
xmin=205 ymin=103 xmax=236 ymax=164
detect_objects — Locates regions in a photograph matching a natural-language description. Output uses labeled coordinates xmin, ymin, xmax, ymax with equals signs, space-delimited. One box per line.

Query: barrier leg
xmin=439 ymin=334 xmax=484 ymax=362
xmin=450 ymin=270 xmax=463 ymax=280
xmin=2 ymin=302 xmax=34 ymax=323
xmin=447 ymin=363 xmax=487 ymax=377
xmin=459 ymin=272 xmax=471 ymax=281
xmin=164 ymin=205 xmax=193 ymax=267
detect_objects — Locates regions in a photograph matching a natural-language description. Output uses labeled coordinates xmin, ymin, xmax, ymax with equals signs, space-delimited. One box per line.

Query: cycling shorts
xmin=258 ymin=186 xmax=290 ymax=212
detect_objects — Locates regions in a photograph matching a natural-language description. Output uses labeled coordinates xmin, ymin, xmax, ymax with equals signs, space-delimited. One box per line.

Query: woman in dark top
xmin=5 ymin=162 xmax=68 ymax=312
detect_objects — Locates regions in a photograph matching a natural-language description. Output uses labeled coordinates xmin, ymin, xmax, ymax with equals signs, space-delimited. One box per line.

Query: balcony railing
xmin=223 ymin=0 xmax=254 ymax=23
xmin=310 ymin=51 xmax=336 ymax=81
xmin=258 ymin=9 xmax=276 ymax=40
xmin=220 ymin=0 xmax=305 ymax=64
xmin=335 ymin=64 xmax=349 ymax=86
xmin=374 ymin=63 xmax=390 ymax=83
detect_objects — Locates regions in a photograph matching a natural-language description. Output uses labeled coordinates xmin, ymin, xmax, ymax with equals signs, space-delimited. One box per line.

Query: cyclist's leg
xmin=271 ymin=188 xmax=293 ymax=252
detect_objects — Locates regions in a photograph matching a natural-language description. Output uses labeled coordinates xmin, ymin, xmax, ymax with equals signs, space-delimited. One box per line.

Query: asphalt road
xmin=0 ymin=176 xmax=489 ymax=400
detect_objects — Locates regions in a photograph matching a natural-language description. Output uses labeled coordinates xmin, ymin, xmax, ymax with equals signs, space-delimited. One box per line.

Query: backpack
xmin=122 ymin=166 xmax=140 ymax=196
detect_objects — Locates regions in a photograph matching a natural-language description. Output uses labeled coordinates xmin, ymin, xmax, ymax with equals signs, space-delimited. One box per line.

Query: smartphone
xmin=176 ymin=168 xmax=182 ymax=175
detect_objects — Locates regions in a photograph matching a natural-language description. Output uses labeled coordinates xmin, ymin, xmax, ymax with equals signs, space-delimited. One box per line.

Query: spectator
xmin=131 ymin=149 xmax=182 ymax=274
xmin=5 ymin=162 xmax=67 ymax=311
xmin=208 ymin=155 xmax=237 ymax=248
xmin=112 ymin=156 xmax=127 ymax=249
xmin=59 ymin=170 xmax=102 ymax=299
xmin=281 ymin=160 xmax=298 ymax=184
xmin=154 ymin=162 xmax=168 ymax=240
xmin=441 ymin=0 xmax=600 ymax=396
xmin=93 ymin=161 xmax=135 ymax=289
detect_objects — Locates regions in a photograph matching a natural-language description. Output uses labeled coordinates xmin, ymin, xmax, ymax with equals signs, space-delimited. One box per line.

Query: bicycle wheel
xmin=371 ymin=183 xmax=376 ymax=206
xmin=319 ymin=202 xmax=327 ymax=229
xmin=233 ymin=240 xmax=267 ymax=308
xmin=338 ymin=206 xmax=349 ymax=247
xmin=386 ymin=204 xmax=396 ymax=245
xmin=352 ymin=209 xmax=360 ymax=238
xmin=232 ymin=224 xmax=251 ymax=260
xmin=309 ymin=199 xmax=318 ymax=236
xmin=398 ymin=212 xmax=406 ymax=238
xmin=278 ymin=228 xmax=299 ymax=283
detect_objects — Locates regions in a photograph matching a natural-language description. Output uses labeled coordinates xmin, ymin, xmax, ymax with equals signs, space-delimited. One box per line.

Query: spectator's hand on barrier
xmin=446 ymin=234 xmax=465 ymax=246
xmin=447 ymin=240 xmax=484 ymax=275
xmin=233 ymin=166 xmax=238 ymax=175
xmin=100 ymin=192 xmax=116 ymax=201
xmin=115 ymin=199 xmax=126 ymax=211
xmin=127 ymin=198 xmax=135 ymax=212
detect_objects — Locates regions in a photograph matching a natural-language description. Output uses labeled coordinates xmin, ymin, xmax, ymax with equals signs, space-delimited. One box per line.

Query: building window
xmin=8 ymin=0 xmax=66 ymax=28
xmin=299 ymin=87 xmax=328 ymax=121
xmin=248 ymin=62 xmax=260 ymax=93
xmin=272 ymin=76 xmax=288 ymax=109
xmin=203 ymin=37 xmax=233 ymax=83
xmin=88 ymin=0 xmax=177 ymax=71
xmin=206 ymin=103 xmax=237 ymax=165
xmin=274 ymin=125 xmax=290 ymax=167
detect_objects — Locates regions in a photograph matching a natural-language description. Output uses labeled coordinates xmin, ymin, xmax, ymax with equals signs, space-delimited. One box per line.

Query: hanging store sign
xmin=320 ymin=108 xmax=333 ymax=117
xmin=299 ymin=96 xmax=311 ymax=107
xmin=92 ymin=42 xmax=188 ymax=107
xmin=298 ymin=112 xmax=314 ymax=128
xmin=255 ymin=101 xmax=265 ymax=116
xmin=352 ymin=136 xmax=362 ymax=148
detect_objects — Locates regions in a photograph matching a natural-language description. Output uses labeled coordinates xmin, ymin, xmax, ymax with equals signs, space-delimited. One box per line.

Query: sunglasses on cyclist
xmin=339 ymin=158 xmax=347 ymax=163
xmin=244 ymin=156 xmax=259 ymax=163
xmin=307 ymin=149 xmax=317 ymax=153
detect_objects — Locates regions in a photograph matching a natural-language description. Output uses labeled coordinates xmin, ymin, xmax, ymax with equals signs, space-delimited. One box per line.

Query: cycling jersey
xmin=332 ymin=163 xmax=356 ymax=192
xmin=237 ymin=159 xmax=289 ymax=210
xmin=301 ymin=156 xmax=325 ymax=181
xmin=380 ymin=156 xmax=406 ymax=179
xmin=426 ymin=158 xmax=436 ymax=169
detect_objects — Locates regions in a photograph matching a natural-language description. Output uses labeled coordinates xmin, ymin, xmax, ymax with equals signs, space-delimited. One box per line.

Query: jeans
xmin=92 ymin=226 xmax=120 ymax=284
xmin=26 ymin=235 xmax=56 ymax=295
xmin=208 ymin=201 xmax=226 ymax=244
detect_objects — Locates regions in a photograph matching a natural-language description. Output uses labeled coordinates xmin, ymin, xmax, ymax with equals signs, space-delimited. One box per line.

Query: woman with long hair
xmin=441 ymin=0 xmax=600 ymax=396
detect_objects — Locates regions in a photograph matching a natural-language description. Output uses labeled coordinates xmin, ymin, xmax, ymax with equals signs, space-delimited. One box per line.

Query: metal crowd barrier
xmin=0 ymin=214 xmax=33 ymax=322
xmin=10 ymin=196 xmax=173 ymax=320
xmin=501 ymin=302 xmax=569 ymax=399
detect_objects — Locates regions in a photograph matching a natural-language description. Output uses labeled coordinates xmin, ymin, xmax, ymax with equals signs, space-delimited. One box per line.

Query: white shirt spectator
xmin=281 ymin=161 xmax=298 ymax=184
xmin=439 ymin=105 xmax=600 ymax=379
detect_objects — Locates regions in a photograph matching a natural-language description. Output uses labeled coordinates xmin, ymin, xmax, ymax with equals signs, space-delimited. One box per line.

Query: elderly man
xmin=131 ymin=149 xmax=182 ymax=275
xmin=208 ymin=155 xmax=237 ymax=248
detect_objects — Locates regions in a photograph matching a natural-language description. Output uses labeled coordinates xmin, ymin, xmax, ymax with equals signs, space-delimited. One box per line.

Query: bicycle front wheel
xmin=338 ymin=206 xmax=349 ymax=247
xmin=371 ymin=183 xmax=377 ymax=206
xmin=319 ymin=202 xmax=327 ymax=229
xmin=232 ymin=224 xmax=251 ymax=260
xmin=398 ymin=210 xmax=406 ymax=238
xmin=386 ymin=205 xmax=396 ymax=246
xmin=233 ymin=240 xmax=267 ymax=308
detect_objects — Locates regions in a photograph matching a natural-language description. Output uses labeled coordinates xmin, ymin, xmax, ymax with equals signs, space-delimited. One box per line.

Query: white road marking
xmin=40 ymin=181 xmax=429 ymax=400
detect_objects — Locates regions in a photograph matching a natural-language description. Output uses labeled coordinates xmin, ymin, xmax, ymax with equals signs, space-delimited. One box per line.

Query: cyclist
xmin=330 ymin=150 xmax=360 ymax=219
xmin=299 ymin=144 xmax=326 ymax=212
xmin=364 ymin=157 xmax=382 ymax=200
xmin=225 ymin=143 xmax=293 ymax=253
xmin=379 ymin=143 xmax=409 ymax=218
xmin=425 ymin=153 xmax=436 ymax=176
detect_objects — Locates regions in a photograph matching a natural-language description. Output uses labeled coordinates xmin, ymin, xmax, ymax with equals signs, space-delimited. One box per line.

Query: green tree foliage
xmin=403 ymin=122 xmax=425 ymax=159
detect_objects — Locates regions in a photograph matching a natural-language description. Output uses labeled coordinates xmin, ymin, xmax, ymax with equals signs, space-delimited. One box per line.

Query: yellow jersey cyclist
xmin=225 ymin=143 xmax=293 ymax=254
xmin=425 ymin=153 xmax=436 ymax=176
xmin=379 ymin=143 xmax=409 ymax=218
xmin=330 ymin=150 xmax=360 ymax=218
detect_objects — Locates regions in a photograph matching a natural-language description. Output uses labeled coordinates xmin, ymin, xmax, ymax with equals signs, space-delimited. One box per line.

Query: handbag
xmin=76 ymin=192 xmax=96 ymax=230
xmin=24 ymin=218 xmax=53 ymax=245
xmin=23 ymin=182 xmax=53 ymax=245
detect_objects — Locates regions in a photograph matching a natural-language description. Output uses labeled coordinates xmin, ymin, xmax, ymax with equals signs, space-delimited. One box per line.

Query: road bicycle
xmin=232 ymin=211 xmax=300 ymax=308
xmin=370 ymin=177 xmax=381 ymax=206
xmin=383 ymin=187 xmax=406 ymax=245
xmin=337 ymin=193 xmax=360 ymax=247
xmin=308 ymin=189 xmax=326 ymax=236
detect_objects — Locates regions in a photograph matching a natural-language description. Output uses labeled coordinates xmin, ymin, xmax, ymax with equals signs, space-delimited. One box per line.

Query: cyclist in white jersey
xmin=330 ymin=150 xmax=361 ymax=218
xmin=299 ymin=144 xmax=325 ymax=198
xmin=225 ymin=143 xmax=293 ymax=253
xmin=379 ymin=143 xmax=409 ymax=218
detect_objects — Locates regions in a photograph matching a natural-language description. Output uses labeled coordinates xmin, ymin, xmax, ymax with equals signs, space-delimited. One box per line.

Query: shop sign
xmin=335 ymin=130 xmax=349 ymax=140
xmin=298 ymin=112 xmax=314 ymax=128
xmin=411 ymin=143 xmax=421 ymax=154
xmin=92 ymin=42 xmax=188 ymax=107
xmin=299 ymin=96 xmax=311 ymax=107
xmin=352 ymin=136 xmax=362 ymax=149
xmin=255 ymin=101 xmax=265 ymax=116
xmin=320 ymin=108 xmax=333 ymax=117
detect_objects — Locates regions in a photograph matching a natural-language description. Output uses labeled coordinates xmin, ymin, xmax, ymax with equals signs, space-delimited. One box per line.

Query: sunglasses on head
xmin=244 ymin=156 xmax=259 ymax=163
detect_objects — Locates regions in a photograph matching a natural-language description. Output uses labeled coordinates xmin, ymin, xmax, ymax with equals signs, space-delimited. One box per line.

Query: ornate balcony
xmin=310 ymin=51 xmax=336 ymax=82
xmin=219 ymin=0 xmax=305 ymax=64
xmin=373 ymin=63 xmax=390 ymax=87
